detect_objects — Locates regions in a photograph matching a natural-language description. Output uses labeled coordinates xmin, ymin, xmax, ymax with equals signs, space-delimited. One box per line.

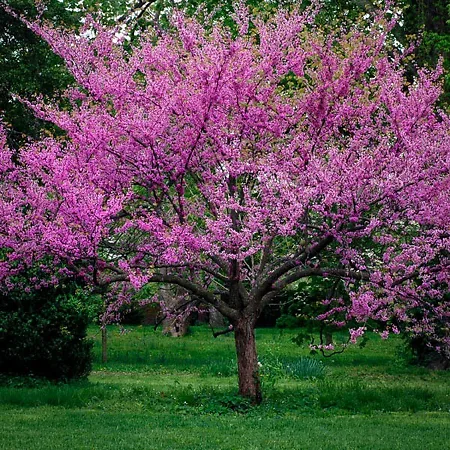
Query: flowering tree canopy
xmin=2 ymin=2 xmax=450 ymax=401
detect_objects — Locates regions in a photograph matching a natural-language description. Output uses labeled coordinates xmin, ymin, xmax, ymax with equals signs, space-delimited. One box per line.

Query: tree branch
xmin=253 ymin=234 xmax=334 ymax=300
xmin=274 ymin=267 xmax=370 ymax=291
xmin=117 ymin=0 xmax=157 ymax=24
xmin=259 ymin=267 xmax=369 ymax=310
xmin=98 ymin=270 xmax=239 ymax=320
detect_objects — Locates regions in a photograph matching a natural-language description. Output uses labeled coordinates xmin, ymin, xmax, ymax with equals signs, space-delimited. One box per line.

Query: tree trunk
xmin=101 ymin=326 xmax=108 ymax=363
xmin=209 ymin=306 xmax=227 ymax=328
xmin=234 ymin=316 xmax=262 ymax=404
xmin=162 ymin=314 xmax=191 ymax=337
xmin=159 ymin=285 xmax=191 ymax=337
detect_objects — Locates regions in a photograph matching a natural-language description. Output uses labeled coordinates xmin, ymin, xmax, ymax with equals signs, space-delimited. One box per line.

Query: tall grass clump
xmin=284 ymin=357 xmax=326 ymax=379
xmin=259 ymin=355 xmax=325 ymax=384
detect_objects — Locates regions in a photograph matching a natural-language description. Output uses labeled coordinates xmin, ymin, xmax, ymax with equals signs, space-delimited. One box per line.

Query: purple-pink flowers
xmin=1 ymin=3 xmax=450 ymax=401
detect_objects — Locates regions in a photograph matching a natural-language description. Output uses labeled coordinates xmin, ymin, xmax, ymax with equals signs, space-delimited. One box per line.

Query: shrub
xmin=275 ymin=314 xmax=303 ymax=329
xmin=0 ymin=282 xmax=94 ymax=381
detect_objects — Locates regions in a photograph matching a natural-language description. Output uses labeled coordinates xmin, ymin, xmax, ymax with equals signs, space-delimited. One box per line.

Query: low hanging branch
xmin=211 ymin=324 xmax=234 ymax=338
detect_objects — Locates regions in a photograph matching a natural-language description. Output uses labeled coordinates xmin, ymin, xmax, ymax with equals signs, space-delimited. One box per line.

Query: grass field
xmin=1 ymin=325 xmax=449 ymax=449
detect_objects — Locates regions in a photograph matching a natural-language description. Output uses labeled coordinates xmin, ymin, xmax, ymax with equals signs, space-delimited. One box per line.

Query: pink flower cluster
xmin=0 ymin=3 xmax=449 ymax=347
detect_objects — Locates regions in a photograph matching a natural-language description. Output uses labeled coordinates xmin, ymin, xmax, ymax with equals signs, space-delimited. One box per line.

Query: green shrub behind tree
xmin=0 ymin=283 xmax=95 ymax=381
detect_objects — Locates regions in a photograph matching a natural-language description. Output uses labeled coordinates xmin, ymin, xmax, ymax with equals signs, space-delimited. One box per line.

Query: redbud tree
xmin=2 ymin=3 xmax=450 ymax=402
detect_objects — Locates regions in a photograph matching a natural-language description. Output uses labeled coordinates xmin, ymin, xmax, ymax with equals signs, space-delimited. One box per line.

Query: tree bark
xmin=234 ymin=316 xmax=262 ymax=404
xmin=162 ymin=314 xmax=190 ymax=337
xmin=209 ymin=306 xmax=227 ymax=328
xmin=101 ymin=326 xmax=108 ymax=363
xmin=159 ymin=285 xmax=191 ymax=337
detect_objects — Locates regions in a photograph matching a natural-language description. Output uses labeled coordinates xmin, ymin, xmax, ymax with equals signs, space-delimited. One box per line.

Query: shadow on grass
xmin=0 ymin=380 xmax=113 ymax=408
xmin=314 ymin=380 xmax=441 ymax=413
xmin=0 ymin=377 xmax=447 ymax=415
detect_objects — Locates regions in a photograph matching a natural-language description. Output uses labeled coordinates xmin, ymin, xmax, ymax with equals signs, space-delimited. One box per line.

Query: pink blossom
xmin=349 ymin=327 xmax=367 ymax=344
xmin=0 ymin=5 xmax=450 ymax=356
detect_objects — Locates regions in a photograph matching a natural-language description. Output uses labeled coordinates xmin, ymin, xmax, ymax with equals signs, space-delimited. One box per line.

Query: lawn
xmin=1 ymin=325 xmax=449 ymax=449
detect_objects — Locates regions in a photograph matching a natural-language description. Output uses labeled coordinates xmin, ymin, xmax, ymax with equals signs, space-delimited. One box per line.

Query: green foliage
xmin=276 ymin=277 xmax=351 ymax=356
xmin=277 ymin=277 xmax=347 ymax=322
xmin=0 ymin=283 xmax=94 ymax=381
xmin=0 ymin=0 xmax=151 ymax=145
xmin=275 ymin=314 xmax=302 ymax=329
xmin=0 ymin=0 xmax=78 ymax=146
xmin=393 ymin=291 xmax=450 ymax=369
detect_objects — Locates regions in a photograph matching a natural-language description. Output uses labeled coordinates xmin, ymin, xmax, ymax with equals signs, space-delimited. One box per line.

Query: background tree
xmin=0 ymin=0 xmax=74 ymax=147
xmin=0 ymin=0 xmax=164 ymax=148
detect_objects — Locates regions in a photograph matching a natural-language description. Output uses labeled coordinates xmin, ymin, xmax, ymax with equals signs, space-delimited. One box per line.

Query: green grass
xmin=1 ymin=325 xmax=449 ymax=449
